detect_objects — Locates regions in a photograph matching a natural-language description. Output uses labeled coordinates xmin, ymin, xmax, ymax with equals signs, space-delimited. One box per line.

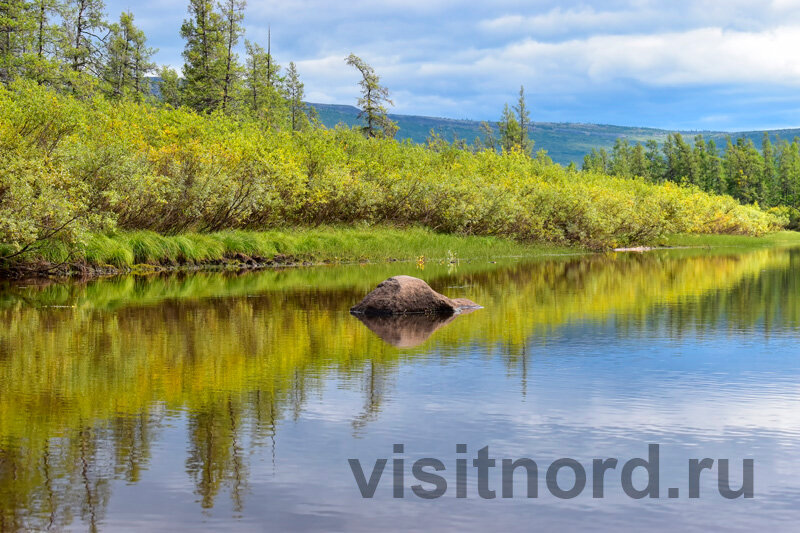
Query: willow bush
xmin=0 ymin=80 xmax=784 ymax=263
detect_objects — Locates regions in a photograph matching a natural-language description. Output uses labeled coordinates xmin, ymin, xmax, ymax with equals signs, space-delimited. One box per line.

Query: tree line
xmin=0 ymin=0 xmax=404 ymax=134
xmin=582 ymin=133 xmax=800 ymax=221
xmin=4 ymin=0 xmax=796 ymax=226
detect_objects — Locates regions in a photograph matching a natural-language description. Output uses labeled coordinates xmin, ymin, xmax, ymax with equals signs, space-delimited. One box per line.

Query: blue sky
xmin=105 ymin=0 xmax=800 ymax=131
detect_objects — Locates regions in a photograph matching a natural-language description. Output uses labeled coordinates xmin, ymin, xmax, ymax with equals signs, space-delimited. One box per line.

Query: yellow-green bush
xmin=0 ymin=80 xmax=784 ymax=264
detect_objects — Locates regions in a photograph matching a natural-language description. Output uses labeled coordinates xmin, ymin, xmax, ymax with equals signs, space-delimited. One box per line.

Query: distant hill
xmin=310 ymin=103 xmax=800 ymax=166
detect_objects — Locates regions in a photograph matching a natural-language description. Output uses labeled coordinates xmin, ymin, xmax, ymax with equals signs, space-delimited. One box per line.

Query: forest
xmin=0 ymin=0 xmax=791 ymax=273
xmin=583 ymin=133 xmax=800 ymax=228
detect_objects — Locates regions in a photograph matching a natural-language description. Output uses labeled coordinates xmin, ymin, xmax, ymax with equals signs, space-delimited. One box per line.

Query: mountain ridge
xmin=310 ymin=102 xmax=800 ymax=166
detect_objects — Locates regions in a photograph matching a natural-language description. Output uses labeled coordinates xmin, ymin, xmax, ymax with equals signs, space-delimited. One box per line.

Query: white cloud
xmin=103 ymin=0 xmax=800 ymax=127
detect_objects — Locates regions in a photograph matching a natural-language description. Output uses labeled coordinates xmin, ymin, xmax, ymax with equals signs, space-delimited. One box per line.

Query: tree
xmin=630 ymin=142 xmax=649 ymax=178
xmin=103 ymin=11 xmax=155 ymax=98
xmin=497 ymin=88 xmax=534 ymax=155
xmin=156 ymin=65 xmax=181 ymax=107
xmin=498 ymin=103 xmax=520 ymax=153
xmin=761 ymin=132 xmax=777 ymax=206
xmin=345 ymin=53 xmax=397 ymax=138
xmin=704 ymin=139 xmax=725 ymax=194
xmin=776 ymin=139 xmax=800 ymax=207
xmin=285 ymin=61 xmax=308 ymax=131
xmin=180 ymin=0 xmax=226 ymax=112
xmin=644 ymin=139 xmax=665 ymax=182
xmin=31 ymin=0 xmax=64 ymax=59
xmin=582 ymin=148 xmax=609 ymax=173
xmin=28 ymin=0 xmax=66 ymax=83
xmin=724 ymin=137 xmax=764 ymax=204
xmin=610 ymin=138 xmax=633 ymax=177
xmin=0 ymin=0 xmax=28 ymax=83
xmin=243 ymin=39 xmax=267 ymax=111
xmin=512 ymin=85 xmax=533 ymax=154
xmin=218 ymin=0 xmax=244 ymax=112
xmin=63 ymin=0 xmax=107 ymax=75
xmin=242 ymin=38 xmax=287 ymax=125
xmin=478 ymin=121 xmax=497 ymax=151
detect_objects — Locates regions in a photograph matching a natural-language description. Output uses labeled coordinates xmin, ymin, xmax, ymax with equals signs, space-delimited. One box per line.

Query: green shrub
xmin=0 ymin=79 xmax=785 ymax=269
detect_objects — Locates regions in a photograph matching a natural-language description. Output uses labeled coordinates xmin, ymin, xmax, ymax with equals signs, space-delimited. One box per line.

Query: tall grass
xmin=78 ymin=226 xmax=574 ymax=268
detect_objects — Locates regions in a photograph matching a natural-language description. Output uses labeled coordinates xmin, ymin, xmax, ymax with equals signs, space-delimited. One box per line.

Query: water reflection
xmin=353 ymin=309 xmax=479 ymax=348
xmin=0 ymin=247 xmax=799 ymax=530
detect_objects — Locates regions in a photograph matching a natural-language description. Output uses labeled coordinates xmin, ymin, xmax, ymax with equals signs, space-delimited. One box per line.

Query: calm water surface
xmin=1 ymin=247 xmax=799 ymax=531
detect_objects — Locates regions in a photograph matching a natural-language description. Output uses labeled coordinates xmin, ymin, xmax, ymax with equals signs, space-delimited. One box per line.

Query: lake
xmin=1 ymin=246 xmax=799 ymax=531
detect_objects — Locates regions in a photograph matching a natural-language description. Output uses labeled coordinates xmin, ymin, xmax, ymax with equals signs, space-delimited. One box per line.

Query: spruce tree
xmin=219 ymin=0 xmax=244 ymax=112
xmin=345 ymin=53 xmax=397 ymax=138
xmin=761 ymin=132 xmax=777 ymax=206
xmin=28 ymin=0 xmax=65 ymax=83
xmin=104 ymin=11 xmax=155 ymax=98
xmin=285 ymin=61 xmax=308 ymax=131
xmin=157 ymin=65 xmax=182 ymax=107
xmin=180 ymin=0 xmax=226 ymax=112
xmin=63 ymin=0 xmax=107 ymax=75
xmin=498 ymin=103 xmax=520 ymax=153
xmin=512 ymin=85 xmax=533 ymax=154
xmin=705 ymin=139 xmax=725 ymax=194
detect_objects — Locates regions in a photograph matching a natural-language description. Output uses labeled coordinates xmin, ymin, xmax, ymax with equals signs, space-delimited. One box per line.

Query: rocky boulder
xmin=350 ymin=275 xmax=481 ymax=316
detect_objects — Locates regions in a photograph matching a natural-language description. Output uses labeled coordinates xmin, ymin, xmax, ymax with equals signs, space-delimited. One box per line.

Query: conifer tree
xmin=512 ymin=85 xmax=533 ymax=154
xmin=157 ymin=65 xmax=181 ymax=107
xmin=761 ymin=132 xmax=777 ymax=206
xmin=219 ymin=0 xmax=244 ymax=112
xmin=498 ymin=103 xmax=520 ymax=153
xmin=479 ymin=121 xmax=498 ymax=151
xmin=63 ymin=0 xmax=107 ymax=75
xmin=285 ymin=61 xmax=308 ymax=131
xmin=242 ymin=38 xmax=288 ymax=127
xmin=345 ymin=53 xmax=397 ymax=138
xmin=180 ymin=0 xmax=226 ymax=111
xmin=704 ymin=139 xmax=725 ymax=194
xmin=630 ymin=142 xmax=649 ymax=177
xmin=27 ymin=0 xmax=66 ymax=83
xmin=104 ymin=11 xmax=155 ymax=98
xmin=0 ymin=0 xmax=30 ymax=83
xmin=776 ymin=139 xmax=800 ymax=207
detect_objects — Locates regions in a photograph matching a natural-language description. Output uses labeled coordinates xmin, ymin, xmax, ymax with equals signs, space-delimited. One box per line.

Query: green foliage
xmin=156 ymin=65 xmax=181 ymax=107
xmin=102 ymin=11 xmax=155 ymax=99
xmin=63 ymin=0 xmax=107 ymax=75
xmin=218 ymin=0 xmax=244 ymax=112
xmin=510 ymin=86 xmax=533 ymax=154
xmin=345 ymin=53 xmax=398 ymax=139
xmin=593 ymin=131 xmax=800 ymax=213
xmin=242 ymin=38 xmax=285 ymax=125
xmin=180 ymin=0 xmax=226 ymax=112
xmin=286 ymin=61 xmax=309 ymax=131
xmin=0 ymin=81 xmax=784 ymax=272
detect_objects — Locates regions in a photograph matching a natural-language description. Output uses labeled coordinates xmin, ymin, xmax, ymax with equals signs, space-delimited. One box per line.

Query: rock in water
xmin=350 ymin=275 xmax=481 ymax=316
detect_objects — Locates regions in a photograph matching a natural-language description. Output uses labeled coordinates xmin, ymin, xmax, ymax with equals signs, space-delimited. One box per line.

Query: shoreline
xmin=2 ymin=229 xmax=799 ymax=282
xmin=0 ymin=226 xmax=579 ymax=281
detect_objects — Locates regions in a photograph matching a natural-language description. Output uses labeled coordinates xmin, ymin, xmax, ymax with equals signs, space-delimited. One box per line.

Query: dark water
xmin=1 ymin=247 xmax=800 ymax=531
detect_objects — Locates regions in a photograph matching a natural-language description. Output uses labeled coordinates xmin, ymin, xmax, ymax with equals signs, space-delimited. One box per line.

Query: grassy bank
xmin=660 ymin=231 xmax=800 ymax=249
xmin=0 ymin=80 xmax=785 ymax=273
xmin=1 ymin=226 xmax=578 ymax=276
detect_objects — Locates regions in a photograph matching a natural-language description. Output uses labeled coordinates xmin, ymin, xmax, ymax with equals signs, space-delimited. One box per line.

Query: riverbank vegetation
xmin=0 ymin=80 xmax=783 ymax=274
xmin=0 ymin=1 xmax=790 ymax=276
